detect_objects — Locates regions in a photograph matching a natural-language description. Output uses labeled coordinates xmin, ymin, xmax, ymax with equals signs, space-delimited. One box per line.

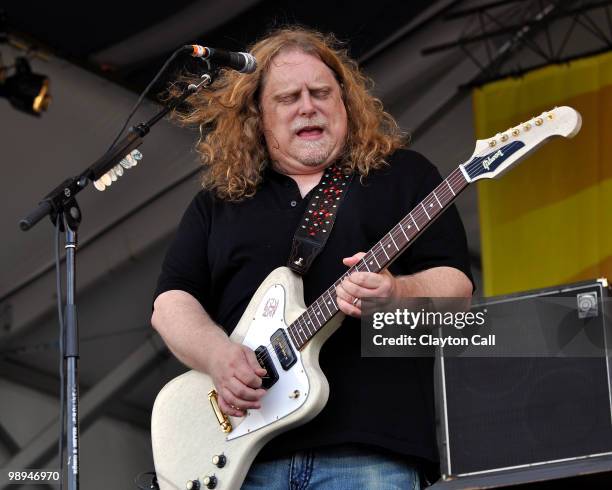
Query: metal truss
xmin=423 ymin=0 xmax=612 ymax=86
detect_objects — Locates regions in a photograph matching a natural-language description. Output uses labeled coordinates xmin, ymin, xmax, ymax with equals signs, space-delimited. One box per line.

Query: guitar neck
xmin=286 ymin=167 xmax=470 ymax=349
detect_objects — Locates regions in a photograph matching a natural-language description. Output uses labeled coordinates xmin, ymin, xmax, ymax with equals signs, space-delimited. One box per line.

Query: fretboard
xmin=286 ymin=167 xmax=469 ymax=350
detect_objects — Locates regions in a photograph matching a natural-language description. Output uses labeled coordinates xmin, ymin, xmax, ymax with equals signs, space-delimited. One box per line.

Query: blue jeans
xmin=242 ymin=444 xmax=420 ymax=489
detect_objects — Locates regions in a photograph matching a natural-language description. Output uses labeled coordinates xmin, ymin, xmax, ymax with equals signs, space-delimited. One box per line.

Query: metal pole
xmin=63 ymin=206 xmax=81 ymax=490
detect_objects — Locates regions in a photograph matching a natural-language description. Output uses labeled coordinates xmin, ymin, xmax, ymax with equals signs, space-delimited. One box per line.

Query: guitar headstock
xmin=461 ymin=106 xmax=582 ymax=183
xmin=93 ymin=149 xmax=143 ymax=191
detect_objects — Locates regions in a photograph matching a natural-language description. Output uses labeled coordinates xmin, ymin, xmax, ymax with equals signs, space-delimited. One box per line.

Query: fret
xmin=316 ymin=296 xmax=329 ymax=322
xmin=380 ymin=242 xmax=390 ymax=260
xmin=433 ymin=191 xmax=442 ymax=208
xmin=425 ymin=196 xmax=437 ymax=213
xmin=411 ymin=214 xmax=420 ymax=231
xmin=313 ymin=301 xmax=325 ymax=326
xmin=399 ymin=222 xmax=410 ymax=241
xmin=371 ymin=252 xmax=381 ymax=269
xmin=295 ymin=322 xmax=306 ymax=343
xmin=306 ymin=308 xmax=320 ymax=329
xmin=300 ymin=314 xmax=311 ymax=335
xmin=421 ymin=202 xmax=430 ymax=219
xmin=288 ymin=326 xmax=300 ymax=349
xmin=327 ymin=290 xmax=338 ymax=310
xmin=301 ymin=317 xmax=312 ymax=339
xmin=362 ymin=259 xmax=371 ymax=272
xmin=446 ymin=179 xmax=455 ymax=196
xmin=322 ymin=296 xmax=333 ymax=316
xmin=389 ymin=231 xmax=399 ymax=250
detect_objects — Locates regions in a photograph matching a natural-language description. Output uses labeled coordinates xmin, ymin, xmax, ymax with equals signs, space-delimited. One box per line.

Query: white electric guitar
xmin=151 ymin=106 xmax=582 ymax=490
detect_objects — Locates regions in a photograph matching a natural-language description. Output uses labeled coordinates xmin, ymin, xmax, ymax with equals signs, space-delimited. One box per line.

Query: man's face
xmin=260 ymin=50 xmax=348 ymax=173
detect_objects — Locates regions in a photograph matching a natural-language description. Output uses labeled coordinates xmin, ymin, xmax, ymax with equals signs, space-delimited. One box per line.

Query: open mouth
xmin=296 ymin=125 xmax=324 ymax=138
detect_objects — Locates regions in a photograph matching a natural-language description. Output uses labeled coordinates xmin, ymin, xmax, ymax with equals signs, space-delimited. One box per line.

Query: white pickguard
xmin=228 ymin=284 xmax=310 ymax=440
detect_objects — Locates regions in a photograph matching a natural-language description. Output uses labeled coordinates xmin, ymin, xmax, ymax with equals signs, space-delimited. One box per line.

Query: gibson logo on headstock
xmin=482 ymin=149 xmax=504 ymax=170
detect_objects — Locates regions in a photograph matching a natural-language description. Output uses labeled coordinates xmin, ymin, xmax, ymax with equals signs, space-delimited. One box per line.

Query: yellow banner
xmin=474 ymin=51 xmax=612 ymax=296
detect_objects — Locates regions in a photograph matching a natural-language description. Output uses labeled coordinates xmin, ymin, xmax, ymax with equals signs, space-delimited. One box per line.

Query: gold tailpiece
xmin=208 ymin=389 xmax=232 ymax=433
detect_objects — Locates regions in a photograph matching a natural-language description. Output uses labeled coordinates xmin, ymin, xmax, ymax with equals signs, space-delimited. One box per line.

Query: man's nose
xmin=298 ymin=92 xmax=316 ymax=117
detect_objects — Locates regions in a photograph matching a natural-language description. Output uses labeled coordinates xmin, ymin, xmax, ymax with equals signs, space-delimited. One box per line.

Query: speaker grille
xmin=444 ymin=357 xmax=612 ymax=474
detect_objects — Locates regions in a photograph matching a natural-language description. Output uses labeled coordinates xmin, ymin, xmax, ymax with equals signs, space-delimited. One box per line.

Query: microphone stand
xmin=19 ymin=71 xmax=215 ymax=490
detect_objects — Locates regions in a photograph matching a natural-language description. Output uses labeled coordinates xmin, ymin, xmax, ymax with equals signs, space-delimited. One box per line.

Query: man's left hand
xmin=336 ymin=252 xmax=396 ymax=318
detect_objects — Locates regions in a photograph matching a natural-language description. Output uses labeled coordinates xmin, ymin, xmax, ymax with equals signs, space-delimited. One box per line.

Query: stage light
xmin=0 ymin=56 xmax=51 ymax=116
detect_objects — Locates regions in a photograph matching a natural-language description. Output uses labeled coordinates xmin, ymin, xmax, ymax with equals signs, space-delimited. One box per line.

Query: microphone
xmin=185 ymin=45 xmax=257 ymax=74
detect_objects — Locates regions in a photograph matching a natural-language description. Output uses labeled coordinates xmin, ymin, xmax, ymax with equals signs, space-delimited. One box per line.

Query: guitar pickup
xmin=255 ymin=345 xmax=279 ymax=389
xmin=271 ymin=329 xmax=297 ymax=371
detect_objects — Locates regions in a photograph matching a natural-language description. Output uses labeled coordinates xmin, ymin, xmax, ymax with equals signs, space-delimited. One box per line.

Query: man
xmin=152 ymin=27 xmax=473 ymax=488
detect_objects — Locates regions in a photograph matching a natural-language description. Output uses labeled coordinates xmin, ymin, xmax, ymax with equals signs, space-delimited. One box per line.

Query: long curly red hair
xmin=172 ymin=26 xmax=405 ymax=200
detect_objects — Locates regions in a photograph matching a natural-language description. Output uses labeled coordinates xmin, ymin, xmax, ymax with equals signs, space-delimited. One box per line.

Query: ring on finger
xmin=352 ymin=297 xmax=359 ymax=306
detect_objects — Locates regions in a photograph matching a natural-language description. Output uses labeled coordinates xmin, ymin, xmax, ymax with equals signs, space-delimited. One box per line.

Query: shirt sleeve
xmin=153 ymin=191 xmax=213 ymax=310
xmin=391 ymin=154 xmax=475 ymax=292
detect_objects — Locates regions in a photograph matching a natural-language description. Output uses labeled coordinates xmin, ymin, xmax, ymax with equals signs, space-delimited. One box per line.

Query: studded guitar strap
xmin=287 ymin=164 xmax=354 ymax=275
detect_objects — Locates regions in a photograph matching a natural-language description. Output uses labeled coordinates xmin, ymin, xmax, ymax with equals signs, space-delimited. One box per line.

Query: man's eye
xmin=313 ymin=90 xmax=330 ymax=98
xmin=279 ymin=95 xmax=297 ymax=104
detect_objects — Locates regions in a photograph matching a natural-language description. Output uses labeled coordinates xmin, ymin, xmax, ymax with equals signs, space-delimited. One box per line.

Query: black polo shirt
xmin=154 ymin=149 xmax=473 ymax=463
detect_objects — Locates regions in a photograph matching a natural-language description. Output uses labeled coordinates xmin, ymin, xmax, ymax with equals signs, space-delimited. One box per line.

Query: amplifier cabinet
xmin=435 ymin=279 xmax=612 ymax=487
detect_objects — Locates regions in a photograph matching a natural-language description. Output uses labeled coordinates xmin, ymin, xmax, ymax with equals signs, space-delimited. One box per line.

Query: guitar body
xmin=151 ymin=267 xmax=344 ymax=490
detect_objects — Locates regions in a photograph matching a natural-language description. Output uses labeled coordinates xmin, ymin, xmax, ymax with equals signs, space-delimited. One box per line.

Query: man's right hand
xmin=206 ymin=339 xmax=267 ymax=417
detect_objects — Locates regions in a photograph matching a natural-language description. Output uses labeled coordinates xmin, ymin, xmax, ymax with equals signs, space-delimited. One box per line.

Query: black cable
xmin=107 ymin=46 xmax=186 ymax=152
xmin=54 ymin=221 xmax=65 ymax=490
